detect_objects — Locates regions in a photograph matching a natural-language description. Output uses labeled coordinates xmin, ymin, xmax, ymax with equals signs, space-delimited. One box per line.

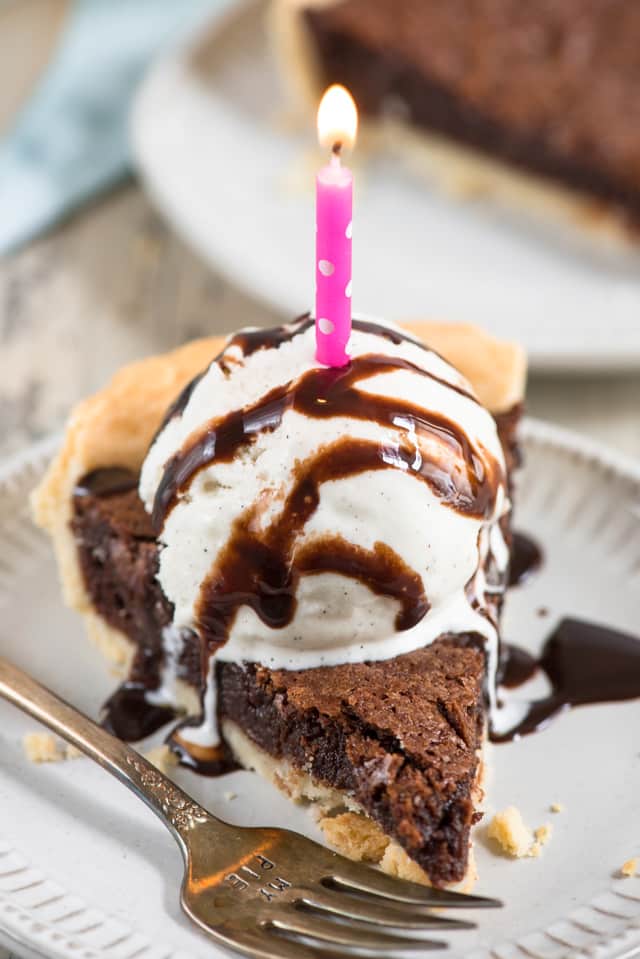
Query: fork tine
xmin=218 ymin=924 xmax=391 ymax=959
xmin=296 ymin=887 xmax=475 ymax=930
xmin=264 ymin=911 xmax=445 ymax=951
xmin=326 ymin=866 xmax=502 ymax=908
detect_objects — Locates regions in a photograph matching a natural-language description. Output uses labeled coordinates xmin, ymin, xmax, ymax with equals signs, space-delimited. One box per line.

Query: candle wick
xmin=332 ymin=141 xmax=343 ymax=158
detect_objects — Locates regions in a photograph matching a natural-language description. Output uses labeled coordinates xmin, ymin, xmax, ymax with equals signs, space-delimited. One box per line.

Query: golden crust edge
xmin=270 ymin=0 xmax=638 ymax=252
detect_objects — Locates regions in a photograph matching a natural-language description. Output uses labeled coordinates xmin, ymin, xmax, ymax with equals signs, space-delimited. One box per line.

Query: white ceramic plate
xmin=131 ymin=0 xmax=640 ymax=373
xmin=1 ymin=421 xmax=640 ymax=959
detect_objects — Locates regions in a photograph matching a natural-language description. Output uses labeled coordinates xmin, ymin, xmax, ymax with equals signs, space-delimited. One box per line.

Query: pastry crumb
xmin=535 ymin=824 xmax=552 ymax=844
xmin=488 ymin=807 xmax=533 ymax=858
xmin=550 ymin=802 xmax=564 ymax=813
xmin=23 ymin=732 xmax=62 ymax=763
xmin=224 ymin=791 xmax=237 ymax=801
xmin=23 ymin=733 xmax=84 ymax=763
xmin=620 ymin=858 xmax=638 ymax=878
xmin=144 ymin=745 xmax=178 ymax=775
xmin=530 ymin=824 xmax=553 ymax=857
xmin=488 ymin=807 xmax=551 ymax=859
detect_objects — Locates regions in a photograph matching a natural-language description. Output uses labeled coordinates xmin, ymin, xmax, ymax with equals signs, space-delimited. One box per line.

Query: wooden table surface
xmin=1 ymin=182 xmax=639 ymax=463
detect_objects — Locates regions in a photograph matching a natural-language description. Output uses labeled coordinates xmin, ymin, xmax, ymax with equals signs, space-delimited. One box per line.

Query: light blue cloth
xmin=0 ymin=0 xmax=221 ymax=255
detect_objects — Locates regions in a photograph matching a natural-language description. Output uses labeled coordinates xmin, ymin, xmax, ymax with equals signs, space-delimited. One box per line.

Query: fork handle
xmin=0 ymin=655 xmax=213 ymax=849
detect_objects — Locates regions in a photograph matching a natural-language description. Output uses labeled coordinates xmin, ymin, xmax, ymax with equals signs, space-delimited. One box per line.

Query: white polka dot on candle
xmin=345 ymin=280 xmax=352 ymax=298
xmin=318 ymin=318 xmax=335 ymax=335
xmin=345 ymin=221 xmax=353 ymax=239
xmin=318 ymin=259 xmax=335 ymax=276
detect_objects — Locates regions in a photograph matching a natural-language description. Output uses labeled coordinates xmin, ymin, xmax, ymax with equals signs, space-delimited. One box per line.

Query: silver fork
xmin=0 ymin=656 xmax=500 ymax=958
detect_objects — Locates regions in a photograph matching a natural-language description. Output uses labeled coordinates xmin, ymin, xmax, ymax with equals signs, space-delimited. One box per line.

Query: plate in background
xmin=131 ymin=0 xmax=640 ymax=373
xmin=1 ymin=422 xmax=640 ymax=958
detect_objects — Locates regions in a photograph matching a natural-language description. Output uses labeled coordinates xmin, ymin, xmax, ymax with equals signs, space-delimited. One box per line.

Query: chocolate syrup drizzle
xmin=151 ymin=318 xmax=321 ymax=439
xmin=230 ymin=316 xmax=476 ymax=401
xmin=493 ymin=619 xmax=640 ymax=742
xmin=228 ymin=315 xmax=313 ymax=356
xmin=228 ymin=314 xmax=428 ymax=359
xmin=153 ymin=354 xmax=498 ymax=531
xmin=101 ymin=683 xmax=179 ymax=741
xmin=196 ymin=438 xmax=430 ymax=653
xmin=154 ymin=369 xmax=207 ymax=439
xmin=74 ymin=466 xmax=138 ymax=499
xmin=153 ymin=315 xmax=477 ymax=449
xmin=168 ymin=727 xmax=236 ymax=777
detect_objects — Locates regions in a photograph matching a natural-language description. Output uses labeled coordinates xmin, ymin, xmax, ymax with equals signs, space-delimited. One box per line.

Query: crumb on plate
xmin=550 ymin=802 xmax=564 ymax=813
xmin=224 ymin=791 xmax=237 ymax=801
xmin=620 ymin=858 xmax=638 ymax=878
xmin=488 ymin=806 xmax=533 ymax=857
xmin=23 ymin=732 xmax=61 ymax=763
xmin=530 ymin=823 xmax=553 ymax=857
xmin=488 ymin=807 xmax=552 ymax=859
xmin=23 ymin=733 xmax=83 ymax=763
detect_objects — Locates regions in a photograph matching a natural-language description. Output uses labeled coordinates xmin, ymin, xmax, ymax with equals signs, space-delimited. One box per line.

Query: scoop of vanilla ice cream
xmin=139 ymin=316 xmax=509 ymax=674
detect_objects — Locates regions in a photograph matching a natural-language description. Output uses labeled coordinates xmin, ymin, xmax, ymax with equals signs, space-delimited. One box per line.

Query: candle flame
xmin=317 ymin=85 xmax=358 ymax=153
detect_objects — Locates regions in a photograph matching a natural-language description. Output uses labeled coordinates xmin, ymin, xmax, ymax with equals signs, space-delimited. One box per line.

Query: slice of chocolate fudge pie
xmin=33 ymin=317 xmax=526 ymax=889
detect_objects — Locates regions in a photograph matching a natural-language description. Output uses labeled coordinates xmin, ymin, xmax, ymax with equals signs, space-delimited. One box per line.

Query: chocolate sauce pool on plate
xmin=493 ymin=618 xmax=640 ymax=742
xmin=499 ymin=643 xmax=539 ymax=689
xmin=509 ymin=531 xmax=543 ymax=587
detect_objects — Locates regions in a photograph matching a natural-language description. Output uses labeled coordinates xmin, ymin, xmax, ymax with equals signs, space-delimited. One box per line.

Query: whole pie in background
xmin=272 ymin=0 xmax=640 ymax=242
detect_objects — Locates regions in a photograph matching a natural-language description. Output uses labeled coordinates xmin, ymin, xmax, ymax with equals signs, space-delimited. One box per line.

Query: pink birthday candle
xmin=315 ymin=86 xmax=358 ymax=368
